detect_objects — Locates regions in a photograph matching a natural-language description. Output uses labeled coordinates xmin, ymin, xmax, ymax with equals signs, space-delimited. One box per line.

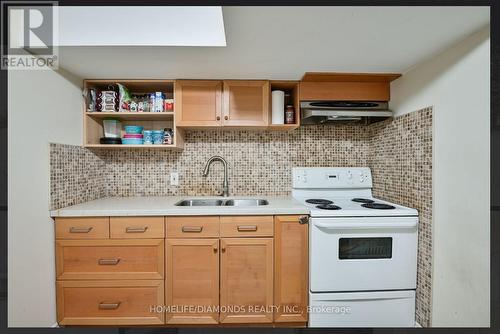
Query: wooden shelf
xmin=269 ymin=80 xmax=300 ymax=130
xmin=84 ymin=144 xmax=181 ymax=149
xmin=86 ymin=112 xmax=174 ymax=121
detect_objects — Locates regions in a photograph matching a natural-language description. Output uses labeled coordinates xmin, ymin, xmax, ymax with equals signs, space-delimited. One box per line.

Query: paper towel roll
xmin=271 ymin=90 xmax=285 ymax=124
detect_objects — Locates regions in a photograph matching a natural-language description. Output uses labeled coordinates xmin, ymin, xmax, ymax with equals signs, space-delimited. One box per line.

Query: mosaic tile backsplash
xmin=49 ymin=107 xmax=432 ymax=326
xmin=369 ymin=107 xmax=433 ymax=327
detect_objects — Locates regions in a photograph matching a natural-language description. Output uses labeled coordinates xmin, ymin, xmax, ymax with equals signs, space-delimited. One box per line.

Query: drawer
xmin=220 ymin=216 xmax=274 ymax=237
xmin=56 ymin=239 xmax=164 ymax=280
xmin=55 ymin=217 xmax=109 ymax=239
xmin=110 ymin=216 xmax=164 ymax=239
xmin=57 ymin=280 xmax=164 ymax=325
xmin=166 ymin=216 xmax=219 ymax=238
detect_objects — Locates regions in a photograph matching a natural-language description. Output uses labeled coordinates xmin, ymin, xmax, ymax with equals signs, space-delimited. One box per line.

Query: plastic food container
xmin=124 ymin=125 xmax=144 ymax=134
xmin=123 ymin=134 xmax=143 ymax=139
xmin=103 ymin=119 xmax=121 ymax=138
xmin=143 ymin=130 xmax=153 ymax=144
xmin=122 ymin=138 xmax=143 ymax=145
xmin=152 ymin=130 xmax=164 ymax=145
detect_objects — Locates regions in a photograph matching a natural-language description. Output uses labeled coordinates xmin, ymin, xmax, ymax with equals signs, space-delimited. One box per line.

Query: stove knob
xmin=347 ymin=171 xmax=352 ymax=179
xmin=360 ymin=176 xmax=364 ymax=182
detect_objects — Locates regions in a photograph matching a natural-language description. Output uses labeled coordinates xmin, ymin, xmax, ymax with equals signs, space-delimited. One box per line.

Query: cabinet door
xmin=222 ymin=80 xmax=269 ymax=127
xmin=166 ymin=239 xmax=219 ymax=324
xmin=175 ymin=80 xmax=222 ymax=127
xmin=274 ymin=216 xmax=309 ymax=323
xmin=220 ymin=238 xmax=273 ymax=323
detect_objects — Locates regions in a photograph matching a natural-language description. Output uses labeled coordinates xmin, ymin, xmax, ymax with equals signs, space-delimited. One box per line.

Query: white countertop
xmin=50 ymin=196 xmax=309 ymax=217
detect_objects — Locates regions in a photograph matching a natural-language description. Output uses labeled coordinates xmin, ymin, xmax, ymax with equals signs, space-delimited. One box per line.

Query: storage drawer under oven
xmin=309 ymin=216 xmax=418 ymax=292
xmin=309 ymin=290 xmax=416 ymax=327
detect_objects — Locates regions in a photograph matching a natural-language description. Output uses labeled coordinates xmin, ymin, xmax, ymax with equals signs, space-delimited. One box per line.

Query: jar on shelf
xmin=285 ymin=105 xmax=295 ymax=124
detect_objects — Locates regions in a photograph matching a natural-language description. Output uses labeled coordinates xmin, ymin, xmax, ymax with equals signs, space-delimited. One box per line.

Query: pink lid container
xmin=123 ymin=133 xmax=143 ymax=139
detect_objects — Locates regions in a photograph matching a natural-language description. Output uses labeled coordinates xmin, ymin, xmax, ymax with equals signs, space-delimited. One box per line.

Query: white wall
xmin=390 ymin=25 xmax=490 ymax=326
xmin=8 ymin=69 xmax=82 ymax=326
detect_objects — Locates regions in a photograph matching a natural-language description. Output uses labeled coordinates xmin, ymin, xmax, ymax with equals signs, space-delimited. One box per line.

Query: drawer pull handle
xmin=98 ymin=258 xmax=121 ymax=265
xmin=182 ymin=226 xmax=203 ymax=233
xmin=237 ymin=225 xmax=258 ymax=232
xmin=126 ymin=226 xmax=148 ymax=233
xmin=99 ymin=302 xmax=121 ymax=310
xmin=69 ymin=227 xmax=93 ymax=233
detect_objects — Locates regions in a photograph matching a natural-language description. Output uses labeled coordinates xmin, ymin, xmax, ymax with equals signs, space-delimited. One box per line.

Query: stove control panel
xmin=292 ymin=167 xmax=372 ymax=189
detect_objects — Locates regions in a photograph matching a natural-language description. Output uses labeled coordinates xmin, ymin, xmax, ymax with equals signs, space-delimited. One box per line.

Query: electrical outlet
xmin=170 ymin=172 xmax=179 ymax=186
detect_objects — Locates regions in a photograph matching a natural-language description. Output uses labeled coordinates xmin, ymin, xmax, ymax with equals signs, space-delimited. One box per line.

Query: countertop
xmin=50 ymin=196 xmax=309 ymax=217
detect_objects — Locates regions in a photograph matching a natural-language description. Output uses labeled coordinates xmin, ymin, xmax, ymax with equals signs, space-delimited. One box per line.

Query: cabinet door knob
xmin=224 ymin=115 xmax=229 ymax=120
xmin=216 ymin=116 xmax=221 ymax=121
xmin=213 ymin=246 xmax=218 ymax=253
xmin=221 ymin=247 xmax=226 ymax=253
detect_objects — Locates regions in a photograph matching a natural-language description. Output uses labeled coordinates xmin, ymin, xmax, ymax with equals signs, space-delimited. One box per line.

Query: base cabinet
xmin=274 ymin=215 xmax=309 ymax=322
xmin=57 ymin=280 xmax=164 ymax=325
xmin=220 ymin=238 xmax=274 ymax=323
xmin=166 ymin=239 xmax=220 ymax=324
xmin=55 ymin=215 xmax=308 ymax=326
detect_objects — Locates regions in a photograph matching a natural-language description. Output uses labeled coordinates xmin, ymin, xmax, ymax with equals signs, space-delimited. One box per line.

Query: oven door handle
xmin=313 ymin=221 xmax=417 ymax=230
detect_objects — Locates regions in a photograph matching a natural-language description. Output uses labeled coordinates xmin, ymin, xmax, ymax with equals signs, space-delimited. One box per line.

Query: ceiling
xmin=58 ymin=6 xmax=490 ymax=80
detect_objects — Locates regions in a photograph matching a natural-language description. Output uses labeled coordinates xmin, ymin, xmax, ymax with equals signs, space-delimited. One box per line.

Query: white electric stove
xmin=292 ymin=167 xmax=419 ymax=328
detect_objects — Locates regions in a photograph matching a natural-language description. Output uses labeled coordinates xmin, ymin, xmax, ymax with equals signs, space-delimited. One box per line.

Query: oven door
xmin=310 ymin=216 xmax=418 ymax=292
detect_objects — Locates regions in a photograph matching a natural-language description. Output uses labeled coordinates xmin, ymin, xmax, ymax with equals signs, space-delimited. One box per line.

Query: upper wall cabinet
xmin=175 ymin=80 xmax=222 ymax=127
xmin=176 ymin=80 xmax=270 ymax=129
xmin=299 ymin=72 xmax=401 ymax=101
xmin=222 ymin=80 xmax=269 ymax=127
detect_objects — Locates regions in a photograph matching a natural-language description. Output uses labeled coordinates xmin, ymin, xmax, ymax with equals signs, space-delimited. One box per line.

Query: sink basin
xmin=175 ymin=199 xmax=224 ymax=206
xmin=224 ymin=199 xmax=269 ymax=207
xmin=174 ymin=198 xmax=269 ymax=207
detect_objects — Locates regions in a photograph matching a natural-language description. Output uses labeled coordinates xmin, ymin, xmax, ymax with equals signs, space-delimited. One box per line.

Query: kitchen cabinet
xmin=166 ymin=239 xmax=220 ymax=324
xmin=176 ymin=80 xmax=270 ymax=128
xmin=175 ymin=80 xmax=222 ymax=127
xmin=54 ymin=214 xmax=308 ymax=326
xmin=57 ymin=280 xmax=164 ymax=325
xmin=222 ymin=80 xmax=270 ymax=127
xmin=220 ymin=238 xmax=274 ymax=323
xmin=274 ymin=215 xmax=309 ymax=323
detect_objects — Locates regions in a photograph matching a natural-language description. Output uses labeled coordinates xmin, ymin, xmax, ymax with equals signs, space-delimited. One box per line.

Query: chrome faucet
xmin=202 ymin=156 xmax=229 ymax=197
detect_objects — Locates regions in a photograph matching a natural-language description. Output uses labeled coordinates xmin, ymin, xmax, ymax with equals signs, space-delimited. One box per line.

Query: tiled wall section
xmin=49 ymin=107 xmax=432 ymax=326
xmin=369 ymin=107 xmax=433 ymax=327
xmin=49 ymin=143 xmax=106 ymax=209
xmin=100 ymin=125 xmax=371 ymax=198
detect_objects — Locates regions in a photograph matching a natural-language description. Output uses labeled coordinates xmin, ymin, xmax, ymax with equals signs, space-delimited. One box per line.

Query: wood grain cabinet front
xmin=56 ymin=280 xmax=164 ymax=325
xmin=175 ymin=80 xmax=222 ymax=127
xmin=56 ymin=239 xmax=164 ymax=280
xmin=274 ymin=215 xmax=309 ymax=323
xmin=219 ymin=238 xmax=274 ymax=324
xmin=222 ymin=80 xmax=270 ymax=127
xmin=166 ymin=216 xmax=220 ymax=238
xmin=166 ymin=239 xmax=220 ymax=324
xmin=110 ymin=216 xmax=164 ymax=239
xmin=220 ymin=216 xmax=274 ymax=237
xmin=55 ymin=217 xmax=109 ymax=239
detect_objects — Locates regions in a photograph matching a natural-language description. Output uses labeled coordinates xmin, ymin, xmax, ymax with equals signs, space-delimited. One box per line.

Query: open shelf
xmin=269 ymin=80 xmax=300 ymax=130
xmin=86 ymin=112 xmax=174 ymax=121
xmin=83 ymin=79 xmax=184 ymax=149
xmin=84 ymin=144 xmax=181 ymax=149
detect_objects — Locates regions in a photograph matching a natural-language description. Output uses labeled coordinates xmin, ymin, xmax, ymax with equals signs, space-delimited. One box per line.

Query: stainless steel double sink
xmin=175 ymin=198 xmax=269 ymax=207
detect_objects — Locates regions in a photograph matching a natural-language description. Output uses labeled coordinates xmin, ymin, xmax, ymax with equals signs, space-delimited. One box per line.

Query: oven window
xmin=339 ymin=237 xmax=392 ymax=259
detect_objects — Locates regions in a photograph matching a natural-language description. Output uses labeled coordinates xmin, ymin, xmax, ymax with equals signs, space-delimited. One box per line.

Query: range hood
xmin=300 ymin=101 xmax=393 ymax=125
